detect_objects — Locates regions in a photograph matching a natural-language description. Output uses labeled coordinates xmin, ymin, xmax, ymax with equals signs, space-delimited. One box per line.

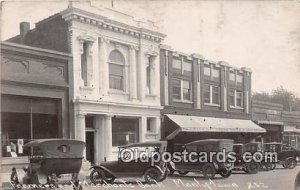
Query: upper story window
xmin=108 ymin=50 xmax=125 ymax=90
xmin=204 ymin=84 xmax=220 ymax=105
xmin=172 ymin=78 xmax=192 ymax=102
xmin=172 ymin=56 xmax=192 ymax=76
xmin=81 ymin=42 xmax=88 ymax=86
xmin=230 ymin=88 xmax=243 ymax=108
xmin=204 ymin=64 xmax=220 ymax=81
xmin=172 ymin=59 xmax=181 ymax=74
xmin=229 ymin=71 xmax=243 ymax=86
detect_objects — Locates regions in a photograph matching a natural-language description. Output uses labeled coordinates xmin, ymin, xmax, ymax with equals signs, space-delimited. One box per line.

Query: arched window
xmin=108 ymin=50 xmax=125 ymax=90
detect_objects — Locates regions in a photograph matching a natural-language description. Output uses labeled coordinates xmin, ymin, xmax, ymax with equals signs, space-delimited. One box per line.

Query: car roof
xmin=119 ymin=141 xmax=167 ymax=148
xmin=185 ymin=139 xmax=234 ymax=146
xmin=23 ymin=139 xmax=85 ymax=148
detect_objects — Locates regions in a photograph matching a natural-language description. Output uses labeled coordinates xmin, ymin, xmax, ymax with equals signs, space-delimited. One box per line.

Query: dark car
xmin=168 ymin=139 xmax=234 ymax=179
xmin=22 ymin=139 xmax=85 ymax=189
xmin=89 ymin=141 xmax=168 ymax=184
xmin=264 ymin=142 xmax=300 ymax=169
xmin=233 ymin=142 xmax=273 ymax=174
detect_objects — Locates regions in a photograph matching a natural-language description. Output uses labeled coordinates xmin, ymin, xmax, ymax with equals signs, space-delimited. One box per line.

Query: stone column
xmin=139 ymin=116 xmax=147 ymax=142
xmin=76 ymin=113 xmax=86 ymax=158
xmin=99 ymin=38 xmax=109 ymax=96
xmin=137 ymin=46 xmax=146 ymax=101
xmin=196 ymin=60 xmax=201 ymax=109
xmin=95 ymin=115 xmax=105 ymax=164
xmin=104 ymin=115 xmax=113 ymax=161
xmin=129 ymin=46 xmax=137 ymax=99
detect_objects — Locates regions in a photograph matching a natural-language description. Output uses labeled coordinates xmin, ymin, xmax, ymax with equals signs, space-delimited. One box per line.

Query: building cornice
xmin=60 ymin=7 xmax=166 ymax=43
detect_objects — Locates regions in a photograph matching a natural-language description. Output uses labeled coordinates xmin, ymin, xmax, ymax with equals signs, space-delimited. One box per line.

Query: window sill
xmin=173 ymin=99 xmax=193 ymax=104
xmin=204 ymin=103 xmax=220 ymax=107
xmin=230 ymin=106 xmax=244 ymax=110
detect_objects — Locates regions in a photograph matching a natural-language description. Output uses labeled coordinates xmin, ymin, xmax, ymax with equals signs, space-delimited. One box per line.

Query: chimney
xmin=20 ymin=22 xmax=30 ymax=44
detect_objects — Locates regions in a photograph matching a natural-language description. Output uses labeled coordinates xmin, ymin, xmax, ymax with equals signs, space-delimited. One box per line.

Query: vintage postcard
xmin=1 ymin=0 xmax=300 ymax=189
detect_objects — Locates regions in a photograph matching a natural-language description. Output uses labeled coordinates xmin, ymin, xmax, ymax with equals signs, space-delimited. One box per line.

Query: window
xmin=204 ymin=84 xmax=220 ymax=105
xmin=172 ymin=79 xmax=181 ymax=100
xmin=212 ymin=68 xmax=220 ymax=80
xmin=172 ymin=57 xmax=192 ymax=76
xmin=236 ymin=91 xmax=243 ymax=107
xmin=172 ymin=59 xmax=181 ymax=74
xmin=147 ymin=118 xmax=155 ymax=132
xmin=81 ymin=42 xmax=88 ymax=86
xmin=183 ymin=61 xmax=192 ymax=76
xmin=172 ymin=79 xmax=192 ymax=102
xmin=146 ymin=57 xmax=151 ymax=93
xmin=1 ymin=95 xmax=58 ymax=157
xmin=212 ymin=86 xmax=220 ymax=104
xmin=229 ymin=88 xmax=235 ymax=106
xmin=204 ymin=84 xmax=210 ymax=104
xmin=237 ymin=74 xmax=243 ymax=84
xmin=112 ymin=118 xmax=139 ymax=146
xmin=204 ymin=66 xmax=211 ymax=77
xmin=183 ymin=80 xmax=192 ymax=101
xmin=230 ymin=88 xmax=243 ymax=108
xmin=108 ymin=50 xmax=125 ymax=90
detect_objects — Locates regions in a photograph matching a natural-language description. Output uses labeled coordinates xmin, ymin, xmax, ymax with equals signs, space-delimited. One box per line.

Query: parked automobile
xmin=89 ymin=141 xmax=168 ymax=184
xmin=264 ymin=142 xmax=300 ymax=169
xmin=167 ymin=139 xmax=234 ymax=179
xmin=22 ymin=139 xmax=85 ymax=189
xmin=233 ymin=142 xmax=274 ymax=174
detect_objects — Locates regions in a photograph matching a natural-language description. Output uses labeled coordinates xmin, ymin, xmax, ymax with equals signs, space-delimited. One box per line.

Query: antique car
xmin=264 ymin=142 xmax=300 ymax=169
xmin=22 ymin=139 xmax=85 ymax=189
xmin=167 ymin=139 xmax=234 ymax=179
xmin=89 ymin=141 xmax=168 ymax=184
xmin=232 ymin=142 xmax=273 ymax=174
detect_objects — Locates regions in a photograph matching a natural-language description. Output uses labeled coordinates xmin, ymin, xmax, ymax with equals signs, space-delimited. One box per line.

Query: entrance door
xmin=86 ymin=132 xmax=95 ymax=163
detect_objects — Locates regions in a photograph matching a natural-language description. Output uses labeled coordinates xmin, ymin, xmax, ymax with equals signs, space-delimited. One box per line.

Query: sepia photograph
xmin=0 ymin=0 xmax=300 ymax=189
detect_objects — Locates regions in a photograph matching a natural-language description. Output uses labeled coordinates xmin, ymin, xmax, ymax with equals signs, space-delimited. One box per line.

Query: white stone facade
xmin=61 ymin=4 xmax=165 ymax=163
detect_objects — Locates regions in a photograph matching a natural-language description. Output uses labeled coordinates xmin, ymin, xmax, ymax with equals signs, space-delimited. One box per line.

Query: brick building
xmin=159 ymin=45 xmax=265 ymax=145
xmin=1 ymin=42 xmax=72 ymax=170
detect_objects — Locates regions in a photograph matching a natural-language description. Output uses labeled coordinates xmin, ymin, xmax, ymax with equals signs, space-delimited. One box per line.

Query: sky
xmin=1 ymin=0 xmax=300 ymax=96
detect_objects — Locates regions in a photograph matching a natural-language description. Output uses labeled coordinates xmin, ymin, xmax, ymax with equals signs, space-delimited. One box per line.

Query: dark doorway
xmin=86 ymin=132 xmax=94 ymax=163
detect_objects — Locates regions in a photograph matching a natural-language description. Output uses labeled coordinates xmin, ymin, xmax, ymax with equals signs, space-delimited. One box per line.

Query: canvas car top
xmin=23 ymin=139 xmax=85 ymax=158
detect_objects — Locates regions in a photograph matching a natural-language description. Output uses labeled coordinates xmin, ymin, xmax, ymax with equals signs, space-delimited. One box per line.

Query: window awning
xmin=284 ymin=126 xmax=300 ymax=133
xmin=166 ymin=114 xmax=266 ymax=140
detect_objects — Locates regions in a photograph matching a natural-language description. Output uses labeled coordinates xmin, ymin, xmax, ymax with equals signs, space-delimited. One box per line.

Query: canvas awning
xmin=284 ymin=126 xmax=300 ymax=134
xmin=166 ymin=114 xmax=266 ymax=140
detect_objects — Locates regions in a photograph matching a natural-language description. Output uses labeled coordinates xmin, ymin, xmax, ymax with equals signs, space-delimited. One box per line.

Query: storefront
xmin=1 ymin=42 xmax=71 ymax=169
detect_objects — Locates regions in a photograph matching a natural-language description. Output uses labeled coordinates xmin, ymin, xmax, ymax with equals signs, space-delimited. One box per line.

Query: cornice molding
xmin=61 ymin=8 xmax=166 ymax=43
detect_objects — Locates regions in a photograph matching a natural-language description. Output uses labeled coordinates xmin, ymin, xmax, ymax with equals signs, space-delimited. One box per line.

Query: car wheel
xmin=144 ymin=167 xmax=162 ymax=184
xmin=202 ymin=163 xmax=216 ymax=179
xmin=285 ymin=158 xmax=297 ymax=169
xmin=178 ymin=171 xmax=189 ymax=176
xmin=264 ymin=162 xmax=273 ymax=171
xmin=159 ymin=169 xmax=168 ymax=182
xmin=219 ymin=169 xmax=232 ymax=178
xmin=90 ymin=168 xmax=105 ymax=184
xmin=245 ymin=162 xmax=259 ymax=174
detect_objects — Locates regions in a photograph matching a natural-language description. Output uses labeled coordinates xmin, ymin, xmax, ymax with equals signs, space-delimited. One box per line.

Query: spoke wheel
xmin=286 ymin=159 xmax=297 ymax=169
xmin=202 ymin=163 xmax=216 ymax=179
xmin=90 ymin=169 xmax=105 ymax=184
xmin=144 ymin=168 xmax=162 ymax=184
xmin=246 ymin=162 xmax=259 ymax=174
xmin=219 ymin=169 xmax=232 ymax=178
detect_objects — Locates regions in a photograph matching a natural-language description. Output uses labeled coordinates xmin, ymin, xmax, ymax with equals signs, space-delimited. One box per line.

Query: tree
xmin=252 ymin=86 xmax=300 ymax=111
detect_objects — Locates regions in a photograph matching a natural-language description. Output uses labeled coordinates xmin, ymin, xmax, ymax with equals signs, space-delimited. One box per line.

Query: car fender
xmin=143 ymin=165 xmax=165 ymax=175
xmin=89 ymin=165 xmax=116 ymax=178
